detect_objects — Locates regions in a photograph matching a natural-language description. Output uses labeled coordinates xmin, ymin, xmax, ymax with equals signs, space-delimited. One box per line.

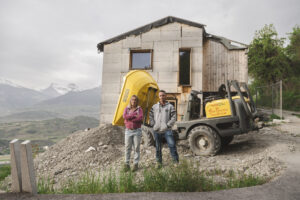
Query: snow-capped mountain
xmin=0 ymin=78 xmax=49 ymax=116
xmin=40 ymin=83 xmax=80 ymax=97
xmin=0 ymin=78 xmax=23 ymax=88
xmin=0 ymin=78 xmax=101 ymax=120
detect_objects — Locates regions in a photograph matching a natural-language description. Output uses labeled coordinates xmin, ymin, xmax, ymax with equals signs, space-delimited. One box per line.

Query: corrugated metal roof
xmin=97 ymin=16 xmax=247 ymax=52
xmin=205 ymin=34 xmax=248 ymax=50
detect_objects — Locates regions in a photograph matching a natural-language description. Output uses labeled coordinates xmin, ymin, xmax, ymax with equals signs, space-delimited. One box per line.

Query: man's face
xmin=159 ymin=92 xmax=166 ymax=104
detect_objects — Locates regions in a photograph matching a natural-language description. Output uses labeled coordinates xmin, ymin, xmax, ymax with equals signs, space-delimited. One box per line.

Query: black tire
xmin=221 ymin=136 xmax=234 ymax=147
xmin=142 ymin=129 xmax=155 ymax=147
xmin=188 ymin=126 xmax=221 ymax=156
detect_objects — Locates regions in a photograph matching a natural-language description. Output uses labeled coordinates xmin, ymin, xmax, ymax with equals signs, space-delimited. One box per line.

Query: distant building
xmin=97 ymin=16 xmax=248 ymax=124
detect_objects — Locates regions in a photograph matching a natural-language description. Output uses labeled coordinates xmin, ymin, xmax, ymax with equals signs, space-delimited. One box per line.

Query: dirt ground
xmin=1 ymin=110 xmax=300 ymax=198
xmin=26 ymin=111 xmax=300 ymax=189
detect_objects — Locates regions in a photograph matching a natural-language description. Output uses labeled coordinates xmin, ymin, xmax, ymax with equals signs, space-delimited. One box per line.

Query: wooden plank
xmin=213 ymin=41 xmax=217 ymax=91
xmin=202 ymin=40 xmax=208 ymax=91
xmin=223 ymin=45 xmax=227 ymax=84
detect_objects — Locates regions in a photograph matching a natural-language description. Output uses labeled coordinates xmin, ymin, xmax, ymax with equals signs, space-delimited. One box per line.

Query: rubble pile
xmin=32 ymin=124 xmax=297 ymax=188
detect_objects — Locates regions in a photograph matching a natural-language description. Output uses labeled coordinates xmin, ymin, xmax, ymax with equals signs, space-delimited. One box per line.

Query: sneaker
xmin=122 ymin=164 xmax=130 ymax=172
xmin=132 ymin=163 xmax=138 ymax=172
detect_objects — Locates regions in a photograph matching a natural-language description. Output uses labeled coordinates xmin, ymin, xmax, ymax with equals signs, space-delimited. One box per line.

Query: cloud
xmin=0 ymin=0 xmax=299 ymax=89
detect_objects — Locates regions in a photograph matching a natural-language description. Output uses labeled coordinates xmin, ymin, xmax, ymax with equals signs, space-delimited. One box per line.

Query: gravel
xmin=1 ymin=121 xmax=298 ymax=190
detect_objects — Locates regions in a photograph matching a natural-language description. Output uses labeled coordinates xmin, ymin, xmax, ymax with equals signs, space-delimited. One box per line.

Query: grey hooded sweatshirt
xmin=149 ymin=102 xmax=176 ymax=133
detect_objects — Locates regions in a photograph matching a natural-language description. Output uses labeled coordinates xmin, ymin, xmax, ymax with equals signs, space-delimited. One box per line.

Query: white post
xmin=9 ymin=139 xmax=22 ymax=192
xmin=20 ymin=140 xmax=37 ymax=194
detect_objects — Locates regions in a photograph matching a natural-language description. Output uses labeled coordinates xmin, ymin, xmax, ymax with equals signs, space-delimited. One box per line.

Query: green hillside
xmin=0 ymin=116 xmax=99 ymax=154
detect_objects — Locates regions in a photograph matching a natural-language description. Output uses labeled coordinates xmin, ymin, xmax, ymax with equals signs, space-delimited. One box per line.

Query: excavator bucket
xmin=112 ymin=70 xmax=159 ymax=126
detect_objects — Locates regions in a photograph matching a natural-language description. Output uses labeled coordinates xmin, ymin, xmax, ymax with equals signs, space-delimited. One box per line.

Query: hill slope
xmin=0 ymin=116 xmax=99 ymax=154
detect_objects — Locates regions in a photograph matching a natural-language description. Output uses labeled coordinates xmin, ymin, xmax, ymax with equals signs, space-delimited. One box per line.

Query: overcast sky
xmin=0 ymin=0 xmax=299 ymax=90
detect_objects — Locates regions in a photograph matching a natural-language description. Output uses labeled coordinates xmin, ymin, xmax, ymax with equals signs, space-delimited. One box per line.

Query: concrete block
xmin=172 ymin=51 xmax=179 ymax=72
xmin=191 ymin=72 xmax=202 ymax=90
xmin=154 ymin=41 xmax=174 ymax=52
xmin=102 ymin=62 xmax=122 ymax=73
xmin=191 ymin=48 xmax=203 ymax=72
xmin=141 ymin=29 xmax=160 ymax=42
xmin=102 ymin=93 xmax=120 ymax=103
xmin=100 ymin=114 xmax=114 ymax=124
xmin=100 ymin=103 xmax=117 ymax=115
xmin=157 ymin=82 xmax=178 ymax=93
xmin=153 ymin=61 xmax=172 ymax=72
xmin=103 ymin=53 xmax=122 ymax=64
xmin=181 ymin=25 xmax=203 ymax=38
xmin=101 ymin=83 xmax=120 ymax=93
xmin=103 ymin=41 xmax=123 ymax=53
xmin=141 ymin=41 xmax=154 ymax=49
xmin=153 ymin=52 xmax=173 ymax=62
xmin=157 ymin=72 xmax=177 ymax=83
xmin=160 ymin=30 xmax=181 ymax=41
xmin=173 ymin=41 xmax=180 ymax=50
xmin=122 ymin=35 xmax=141 ymax=48
xmin=160 ymin=22 xmax=181 ymax=31
xmin=181 ymin=40 xmax=202 ymax=48
xmin=121 ymin=54 xmax=130 ymax=72
xmin=20 ymin=140 xmax=37 ymax=194
xmin=10 ymin=139 xmax=22 ymax=193
xmin=102 ymin=72 xmax=121 ymax=84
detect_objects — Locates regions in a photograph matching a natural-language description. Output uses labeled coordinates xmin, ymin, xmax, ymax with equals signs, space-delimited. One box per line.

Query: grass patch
xmin=37 ymin=177 xmax=55 ymax=194
xmin=38 ymin=160 xmax=269 ymax=194
xmin=292 ymin=113 xmax=300 ymax=118
xmin=0 ymin=155 xmax=10 ymax=162
xmin=269 ymin=114 xmax=281 ymax=120
xmin=0 ymin=164 xmax=11 ymax=182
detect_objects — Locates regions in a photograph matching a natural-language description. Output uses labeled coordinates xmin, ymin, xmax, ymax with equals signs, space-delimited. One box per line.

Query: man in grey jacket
xmin=149 ymin=90 xmax=179 ymax=166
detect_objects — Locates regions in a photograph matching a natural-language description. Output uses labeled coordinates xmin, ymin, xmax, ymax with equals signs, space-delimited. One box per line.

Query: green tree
xmin=248 ymin=24 xmax=290 ymax=84
xmin=284 ymin=25 xmax=300 ymax=111
xmin=286 ymin=25 xmax=300 ymax=76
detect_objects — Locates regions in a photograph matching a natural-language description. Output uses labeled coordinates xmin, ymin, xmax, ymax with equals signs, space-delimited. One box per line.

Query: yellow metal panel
xmin=112 ymin=70 xmax=159 ymax=126
xmin=205 ymin=99 xmax=231 ymax=118
xmin=205 ymin=96 xmax=250 ymax=119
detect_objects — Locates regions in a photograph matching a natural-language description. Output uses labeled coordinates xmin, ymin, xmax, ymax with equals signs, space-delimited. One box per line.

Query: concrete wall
xmin=100 ymin=22 xmax=204 ymax=123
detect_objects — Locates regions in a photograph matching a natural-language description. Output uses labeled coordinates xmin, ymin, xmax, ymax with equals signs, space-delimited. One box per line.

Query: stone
xmin=98 ymin=142 xmax=104 ymax=146
xmin=85 ymin=146 xmax=96 ymax=153
xmin=21 ymin=140 xmax=37 ymax=194
xmin=10 ymin=139 xmax=22 ymax=192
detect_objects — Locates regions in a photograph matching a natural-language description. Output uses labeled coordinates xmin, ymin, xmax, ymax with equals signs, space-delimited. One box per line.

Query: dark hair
xmin=159 ymin=90 xmax=166 ymax=94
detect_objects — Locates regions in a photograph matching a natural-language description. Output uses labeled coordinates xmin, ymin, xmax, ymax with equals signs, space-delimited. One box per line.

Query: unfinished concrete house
xmin=97 ymin=16 xmax=248 ymax=124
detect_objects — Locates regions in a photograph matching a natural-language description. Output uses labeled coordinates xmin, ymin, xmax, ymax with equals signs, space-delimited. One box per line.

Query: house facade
xmin=97 ymin=16 xmax=248 ymax=124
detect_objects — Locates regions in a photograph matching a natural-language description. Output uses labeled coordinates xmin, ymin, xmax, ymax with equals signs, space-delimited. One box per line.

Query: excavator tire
xmin=189 ymin=125 xmax=221 ymax=156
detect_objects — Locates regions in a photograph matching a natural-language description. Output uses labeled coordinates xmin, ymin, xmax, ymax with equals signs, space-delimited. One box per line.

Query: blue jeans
xmin=154 ymin=130 xmax=179 ymax=164
xmin=125 ymin=128 xmax=142 ymax=165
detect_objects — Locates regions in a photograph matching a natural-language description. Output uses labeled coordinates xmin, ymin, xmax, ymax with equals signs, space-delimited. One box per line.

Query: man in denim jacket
xmin=149 ymin=90 xmax=179 ymax=166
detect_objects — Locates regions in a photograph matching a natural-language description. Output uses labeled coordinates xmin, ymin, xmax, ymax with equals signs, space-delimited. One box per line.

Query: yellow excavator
xmin=112 ymin=70 xmax=258 ymax=156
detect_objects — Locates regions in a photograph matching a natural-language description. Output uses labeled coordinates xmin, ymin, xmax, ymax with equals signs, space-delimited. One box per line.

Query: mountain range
xmin=40 ymin=83 xmax=80 ymax=98
xmin=0 ymin=78 xmax=101 ymax=122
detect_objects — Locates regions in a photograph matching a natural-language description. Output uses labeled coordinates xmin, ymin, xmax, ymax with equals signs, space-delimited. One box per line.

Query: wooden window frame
xmin=129 ymin=49 xmax=153 ymax=70
xmin=178 ymin=48 xmax=192 ymax=86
